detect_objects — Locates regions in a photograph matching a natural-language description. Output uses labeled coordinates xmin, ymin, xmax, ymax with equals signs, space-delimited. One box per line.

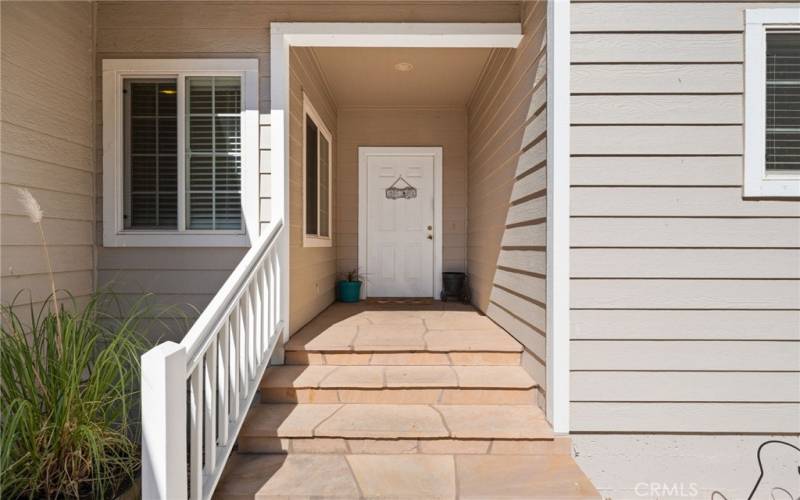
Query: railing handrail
xmin=141 ymin=218 xmax=287 ymax=500
xmin=180 ymin=219 xmax=284 ymax=365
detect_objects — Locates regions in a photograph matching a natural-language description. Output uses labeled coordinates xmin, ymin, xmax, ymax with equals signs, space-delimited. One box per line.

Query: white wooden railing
xmin=140 ymin=220 xmax=286 ymax=500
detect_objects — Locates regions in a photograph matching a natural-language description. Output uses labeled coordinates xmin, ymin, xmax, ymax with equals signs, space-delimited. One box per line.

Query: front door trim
xmin=358 ymin=146 xmax=442 ymax=299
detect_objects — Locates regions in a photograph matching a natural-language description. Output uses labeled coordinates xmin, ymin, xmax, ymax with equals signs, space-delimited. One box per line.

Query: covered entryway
xmin=360 ymin=146 xmax=442 ymax=298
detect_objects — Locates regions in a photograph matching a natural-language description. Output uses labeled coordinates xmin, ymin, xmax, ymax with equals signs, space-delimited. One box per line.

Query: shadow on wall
xmin=466 ymin=1 xmax=548 ymax=400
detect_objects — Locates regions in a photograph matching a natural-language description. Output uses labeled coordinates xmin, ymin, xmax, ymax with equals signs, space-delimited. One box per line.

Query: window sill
xmin=743 ymin=177 xmax=800 ymax=198
xmin=303 ymin=235 xmax=333 ymax=248
xmin=103 ymin=231 xmax=251 ymax=248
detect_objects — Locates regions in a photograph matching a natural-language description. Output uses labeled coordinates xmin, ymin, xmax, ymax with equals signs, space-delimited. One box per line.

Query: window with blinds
xmin=123 ymin=79 xmax=178 ymax=229
xmin=766 ymin=31 xmax=800 ymax=173
xmin=187 ymin=76 xmax=242 ymax=230
xmin=303 ymin=101 xmax=333 ymax=243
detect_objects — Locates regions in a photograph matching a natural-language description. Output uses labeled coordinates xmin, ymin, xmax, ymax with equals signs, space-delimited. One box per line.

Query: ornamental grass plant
xmin=0 ymin=188 xmax=165 ymax=498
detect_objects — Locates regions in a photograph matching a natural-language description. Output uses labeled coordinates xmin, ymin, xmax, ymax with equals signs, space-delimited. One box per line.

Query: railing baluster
xmin=203 ymin=336 xmax=217 ymax=473
xmin=141 ymin=220 xmax=284 ymax=500
xmin=245 ymin=288 xmax=255 ymax=380
xmin=274 ymin=251 xmax=281 ymax=336
xmin=252 ymin=280 xmax=261 ymax=366
xmin=231 ymin=310 xmax=241 ymax=419
xmin=239 ymin=298 xmax=249 ymax=399
xmin=189 ymin=367 xmax=203 ymax=499
xmin=268 ymin=254 xmax=275 ymax=338
xmin=259 ymin=265 xmax=268 ymax=354
xmin=218 ymin=322 xmax=230 ymax=446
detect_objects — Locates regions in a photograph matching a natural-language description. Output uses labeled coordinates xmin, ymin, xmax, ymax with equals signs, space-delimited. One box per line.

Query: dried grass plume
xmin=15 ymin=187 xmax=43 ymax=223
xmin=14 ymin=187 xmax=62 ymax=340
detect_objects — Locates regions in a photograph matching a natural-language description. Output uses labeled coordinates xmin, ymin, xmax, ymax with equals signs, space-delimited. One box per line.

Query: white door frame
xmin=269 ymin=22 xmax=571 ymax=434
xmin=358 ymin=146 xmax=443 ymax=299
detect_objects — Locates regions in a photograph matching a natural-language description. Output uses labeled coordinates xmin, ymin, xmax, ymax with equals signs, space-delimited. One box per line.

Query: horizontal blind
xmin=187 ymin=76 xmax=242 ymax=230
xmin=305 ymin=116 xmax=319 ymax=235
xmin=319 ymin=134 xmax=330 ymax=237
xmin=766 ymin=31 xmax=800 ymax=173
xmin=124 ymin=79 xmax=178 ymax=229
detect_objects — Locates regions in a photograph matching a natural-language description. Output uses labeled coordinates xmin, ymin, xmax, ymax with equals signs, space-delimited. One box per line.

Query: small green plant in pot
xmin=0 ymin=188 xmax=154 ymax=499
xmin=336 ymin=269 xmax=364 ymax=303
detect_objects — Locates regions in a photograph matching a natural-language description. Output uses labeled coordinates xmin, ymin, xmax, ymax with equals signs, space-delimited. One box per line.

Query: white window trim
xmin=744 ymin=8 xmax=800 ymax=198
xmin=102 ymin=58 xmax=259 ymax=247
xmin=302 ymin=93 xmax=334 ymax=248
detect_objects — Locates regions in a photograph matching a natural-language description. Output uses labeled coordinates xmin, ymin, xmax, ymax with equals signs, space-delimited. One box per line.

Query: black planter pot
xmin=440 ymin=272 xmax=469 ymax=302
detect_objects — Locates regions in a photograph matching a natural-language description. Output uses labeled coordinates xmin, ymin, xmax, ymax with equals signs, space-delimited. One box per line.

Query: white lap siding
xmin=0 ymin=2 xmax=95 ymax=309
xmin=467 ymin=1 xmax=549 ymax=408
xmin=569 ymin=2 xmax=800 ymax=498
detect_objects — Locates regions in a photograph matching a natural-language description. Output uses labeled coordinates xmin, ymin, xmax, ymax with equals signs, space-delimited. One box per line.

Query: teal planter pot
xmin=336 ymin=280 xmax=362 ymax=303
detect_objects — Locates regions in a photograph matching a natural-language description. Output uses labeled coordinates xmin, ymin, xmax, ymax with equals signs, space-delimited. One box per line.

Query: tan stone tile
xmin=347 ymin=454 xmax=456 ymax=498
xmin=360 ymin=310 xmax=425 ymax=325
xmin=260 ymin=387 xmax=297 ymax=404
xmin=319 ymin=366 xmax=385 ymax=388
xmin=448 ymin=351 xmax=521 ymax=365
xmin=370 ymin=352 xmax=451 ymax=365
xmin=347 ymin=438 xmax=420 ymax=454
xmin=286 ymin=325 xmax=357 ymax=351
xmin=313 ymin=311 xmax=372 ymax=327
xmin=315 ymin=404 xmax=448 ymax=439
xmin=353 ymin=325 xmax=426 ymax=351
xmin=439 ymin=388 xmax=536 ymax=405
xmin=436 ymin=405 xmax=552 ymax=439
xmin=323 ymin=352 xmax=372 ymax=365
xmin=490 ymin=438 xmax=570 ymax=455
xmin=425 ymin=311 xmax=500 ymax=330
xmin=215 ymin=454 xmax=361 ymax=499
xmin=239 ymin=404 xmax=342 ymax=438
xmin=456 ymin=455 xmax=601 ymax=499
xmin=285 ymin=351 xmax=325 ymax=365
xmin=337 ymin=388 xmax=442 ymax=404
xmin=261 ymin=365 xmax=336 ymax=389
xmin=385 ymin=365 xmax=458 ymax=388
xmin=289 ymin=437 xmax=348 ymax=454
xmin=453 ymin=365 xmax=536 ymax=389
xmin=403 ymin=309 xmax=447 ymax=320
xmin=236 ymin=437 xmax=290 ymax=454
xmin=419 ymin=439 xmax=491 ymax=455
xmin=261 ymin=388 xmax=342 ymax=404
xmin=426 ymin=329 xmax=521 ymax=352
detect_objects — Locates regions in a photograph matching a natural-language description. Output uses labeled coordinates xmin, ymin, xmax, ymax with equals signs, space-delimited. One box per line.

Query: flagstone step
xmin=214 ymin=453 xmax=601 ymax=499
xmin=238 ymin=404 xmax=555 ymax=454
xmin=285 ymin=349 xmax=521 ymax=365
xmin=260 ymin=364 xmax=538 ymax=404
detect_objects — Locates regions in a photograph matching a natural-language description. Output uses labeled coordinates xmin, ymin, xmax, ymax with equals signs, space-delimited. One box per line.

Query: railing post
xmin=141 ymin=342 xmax=188 ymax=500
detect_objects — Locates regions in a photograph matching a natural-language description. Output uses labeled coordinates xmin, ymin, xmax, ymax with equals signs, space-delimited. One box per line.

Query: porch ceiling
xmin=311 ymin=47 xmax=493 ymax=107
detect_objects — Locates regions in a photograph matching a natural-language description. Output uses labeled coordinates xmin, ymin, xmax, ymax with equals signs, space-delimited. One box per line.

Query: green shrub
xmin=1 ymin=292 xmax=151 ymax=499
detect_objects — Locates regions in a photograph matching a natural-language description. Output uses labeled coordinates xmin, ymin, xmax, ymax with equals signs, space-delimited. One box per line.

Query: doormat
xmin=368 ymin=298 xmax=433 ymax=305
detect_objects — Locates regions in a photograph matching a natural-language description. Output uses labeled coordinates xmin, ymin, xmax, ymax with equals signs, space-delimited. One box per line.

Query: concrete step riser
xmin=261 ymin=387 xmax=537 ymax=405
xmin=238 ymin=437 xmax=571 ymax=456
xmin=285 ymin=350 xmax=522 ymax=366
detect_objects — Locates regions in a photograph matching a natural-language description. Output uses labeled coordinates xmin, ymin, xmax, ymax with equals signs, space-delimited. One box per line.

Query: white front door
xmin=360 ymin=147 xmax=441 ymax=298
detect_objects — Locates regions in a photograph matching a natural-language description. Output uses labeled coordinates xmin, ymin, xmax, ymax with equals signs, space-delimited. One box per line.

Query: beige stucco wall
xmin=466 ymin=1 xmax=547 ymax=406
xmin=569 ymin=1 xmax=800 ymax=498
xmin=0 ymin=2 xmax=95 ymax=309
xmin=335 ymin=108 xmax=468 ymax=277
xmin=288 ymin=48 xmax=338 ymax=334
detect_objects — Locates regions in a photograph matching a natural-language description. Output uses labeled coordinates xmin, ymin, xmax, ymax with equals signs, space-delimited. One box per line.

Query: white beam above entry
xmin=271 ymin=23 xmax=523 ymax=48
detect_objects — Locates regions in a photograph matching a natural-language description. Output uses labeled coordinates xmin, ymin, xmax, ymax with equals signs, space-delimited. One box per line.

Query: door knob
xmin=427 ymin=225 xmax=432 ymax=230
xmin=427 ymin=234 xmax=433 ymax=240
